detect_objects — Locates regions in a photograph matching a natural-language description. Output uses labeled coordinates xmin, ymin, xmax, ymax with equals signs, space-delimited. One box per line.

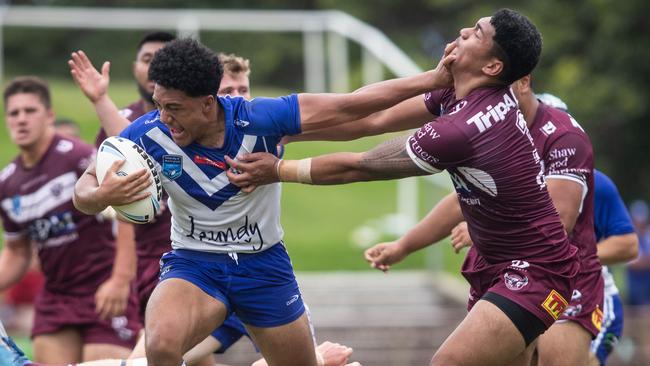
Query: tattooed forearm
xmin=358 ymin=134 xmax=428 ymax=180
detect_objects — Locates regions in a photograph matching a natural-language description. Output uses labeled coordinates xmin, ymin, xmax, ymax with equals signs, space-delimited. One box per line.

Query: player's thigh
xmin=32 ymin=326 xmax=83 ymax=363
xmin=245 ymin=312 xmax=316 ymax=366
xmin=431 ymin=299 xmax=528 ymax=366
xmin=83 ymin=343 xmax=132 ymax=361
xmin=145 ymin=278 xmax=228 ymax=354
xmin=537 ymin=321 xmax=592 ymax=366
xmin=183 ymin=336 xmax=222 ymax=365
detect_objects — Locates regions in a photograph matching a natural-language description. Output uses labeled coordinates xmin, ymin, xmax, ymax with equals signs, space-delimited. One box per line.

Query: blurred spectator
xmin=627 ymin=200 xmax=650 ymax=305
xmin=54 ymin=117 xmax=81 ymax=138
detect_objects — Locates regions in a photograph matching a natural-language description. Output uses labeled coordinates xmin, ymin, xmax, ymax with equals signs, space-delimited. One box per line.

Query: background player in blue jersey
xmin=72 ymin=38 xmax=446 ymax=366
xmin=589 ymin=170 xmax=638 ymax=365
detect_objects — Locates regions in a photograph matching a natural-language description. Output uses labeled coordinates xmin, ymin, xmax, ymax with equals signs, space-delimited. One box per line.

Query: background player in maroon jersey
xmin=226 ymin=9 xmax=581 ymax=366
xmin=0 ymin=77 xmax=140 ymax=363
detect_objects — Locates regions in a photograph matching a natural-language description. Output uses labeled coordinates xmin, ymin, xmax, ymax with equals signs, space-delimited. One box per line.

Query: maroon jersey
xmin=94 ymin=100 xmax=171 ymax=261
xmin=0 ymin=135 xmax=115 ymax=294
xmin=412 ymin=87 xmax=573 ymax=264
xmin=530 ymin=102 xmax=600 ymax=271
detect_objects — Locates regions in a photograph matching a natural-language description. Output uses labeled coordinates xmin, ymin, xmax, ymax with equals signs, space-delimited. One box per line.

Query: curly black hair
xmin=490 ymin=9 xmax=542 ymax=84
xmin=148 ymin=38 xmax=222 ymax=97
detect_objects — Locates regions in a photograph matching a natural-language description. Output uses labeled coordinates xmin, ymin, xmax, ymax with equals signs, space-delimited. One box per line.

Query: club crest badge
xmin=504 ymin=272 xmax=529 ymax=291
xmin=162 ymin=155 xmax=183 ymax=180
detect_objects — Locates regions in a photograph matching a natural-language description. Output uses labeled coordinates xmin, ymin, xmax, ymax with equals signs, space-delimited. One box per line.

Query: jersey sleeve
xmin=544 ymin=132 xmax=592 ymax=186
xmin=405 ymin=119 xmax=471 ymax=173
xmin=423 ymin=88 xmax=454 ymax=116
xmin=0 ymin=197 xmax=25 ymax=240
xmin=594 ymin=172 xmax=635 ymax=239
xmin=238 ymin=94 xmax=301 ymax=136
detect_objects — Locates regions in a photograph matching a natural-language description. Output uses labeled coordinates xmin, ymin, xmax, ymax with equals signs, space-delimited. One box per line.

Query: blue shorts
xmin=211 ymin=314 xmax=252 ymax=353
xmin=159 ymin=243 xmax=305 ymax=328
xmin=590 ymin=293 xmax=624 ymax=365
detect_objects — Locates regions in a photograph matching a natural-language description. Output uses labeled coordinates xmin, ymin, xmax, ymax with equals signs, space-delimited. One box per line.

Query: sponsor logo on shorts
xmin=571 ymin=289 xmax=582 ymax=302
xmin=510 ymin=260 xmax=530 ymax=269
xmin=592 ymin=305 xmax=604 ymax=331
xmin=542 ymin=290 xmax=569 ymax=320
xmin=286 ymin=294 xmax=300 ymax=306
xmin=504 ymin=272 xmax=529 ymax=291
xmin=563 ymin=304 xmax=582 ymax=317
xmin=159 ymin=265 xmax=172 ymax=279
xmin=111 ymin=316 xmax=135 ymax=341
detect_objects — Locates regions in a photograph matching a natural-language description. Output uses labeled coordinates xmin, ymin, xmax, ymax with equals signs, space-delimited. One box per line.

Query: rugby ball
xmin=96 ymin=136 xmax=163 ymax=224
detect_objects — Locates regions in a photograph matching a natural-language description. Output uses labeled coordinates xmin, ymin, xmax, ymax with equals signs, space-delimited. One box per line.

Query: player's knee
xmin=145 ymin=329 xmax=184 ymax=361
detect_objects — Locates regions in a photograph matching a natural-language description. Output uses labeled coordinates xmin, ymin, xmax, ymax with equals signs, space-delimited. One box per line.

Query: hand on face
xmin=433 ymin=41 xmax=457 ymax=88
xmin=68 ymin=50 xmax=110 ymax=103
xmin=225 ymin=153 xmax=280 ymax=193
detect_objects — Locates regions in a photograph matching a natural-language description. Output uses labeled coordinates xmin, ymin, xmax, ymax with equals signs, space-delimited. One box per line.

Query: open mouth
xmin=170 ymin=126 xmax=186 ymax=139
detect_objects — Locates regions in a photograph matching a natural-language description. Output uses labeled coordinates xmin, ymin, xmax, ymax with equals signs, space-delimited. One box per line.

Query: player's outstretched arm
xmin=68 ymin=50 xmax=131 ymax=137
xmin=289 ymin=94 xmax=434 ymax=143
xmin=0 ymin=236 xmax=32 ymax=291
xmin=296 ymin=43 xmax=455 ymax=133
xmin=365 ymin=192 xmax=463 ymax=271
xmin=73 ymin=160 xmax=151 ymax=214
xmin=227 ymin=134 xmax=428 ymax=192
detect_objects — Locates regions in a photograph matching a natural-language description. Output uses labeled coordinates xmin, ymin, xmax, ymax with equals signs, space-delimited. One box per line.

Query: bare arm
xmin=73 ymin=159 xmax=152 ymax=215
xmin=597 ymin=233 xmax=639 ymax=265
xmin=0 ymin=236 xmax=32 ymax=291
xmin=69 ymin=50 xmax=131 ymax=137
xmin=363 ymin=192 xmax=463 ymax=271
xmin=226 ymin=134 xmax=429 ymax=190
xmin=546 ymin=177 xmax=584 ymax=234
xmin=296 ymin=43 xmax=455 ymax=132
xmin=95 ymin=221 xmax=137 ymax=319
xmin=288 ymin=95 xmax=434 ymax=142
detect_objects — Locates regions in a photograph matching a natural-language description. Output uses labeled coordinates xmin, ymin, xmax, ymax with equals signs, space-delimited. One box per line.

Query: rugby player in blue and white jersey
xmin=72 ymin=38 xmax=452 ymax=366
xmin=589 ymin=170 xmax=638 ymax=365
xmin=69 ymin=46 xmax=355 ymax=366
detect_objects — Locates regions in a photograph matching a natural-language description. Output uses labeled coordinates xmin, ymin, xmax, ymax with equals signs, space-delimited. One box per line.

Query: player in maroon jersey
xmin=0 ymin=77 xmax=140 ymax=364
xmin=450 ymin=75 xmax=603 ymax=365
xmin=226 ymin=9 xmax=580 ymax=365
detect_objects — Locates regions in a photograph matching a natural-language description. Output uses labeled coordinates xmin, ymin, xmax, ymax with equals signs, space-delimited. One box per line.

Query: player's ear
xmin=202 ymin=95 xmax=215 ymax=113
xmin=483 ymin=57 xmax=503 ymax=79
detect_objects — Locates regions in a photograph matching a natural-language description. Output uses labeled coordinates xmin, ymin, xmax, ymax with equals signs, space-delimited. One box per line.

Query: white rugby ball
xmin=96 ymin=136 xmax=163 ymax=224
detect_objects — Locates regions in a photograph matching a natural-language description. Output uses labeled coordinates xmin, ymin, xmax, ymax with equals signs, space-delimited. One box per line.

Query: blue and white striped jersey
xmin=120 ymin=94 xmax=301 ymax=253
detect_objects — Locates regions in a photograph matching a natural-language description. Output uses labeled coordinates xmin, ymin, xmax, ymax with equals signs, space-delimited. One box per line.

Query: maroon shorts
xmin=32 ymin=288 xmax=141 ymax=348
xmin=558 ymin=267 xmax=604 ymax=338
xmin=461 ymin=246 xmax=580 ymax=328
xmin=136 ymin=256 xmax=163 ymax=321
